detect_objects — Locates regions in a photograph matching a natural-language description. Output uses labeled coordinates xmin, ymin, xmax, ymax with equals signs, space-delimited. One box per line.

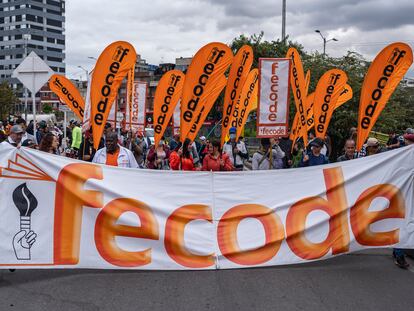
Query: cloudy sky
xmin=65 ymin=0 xmax=414 ymax=80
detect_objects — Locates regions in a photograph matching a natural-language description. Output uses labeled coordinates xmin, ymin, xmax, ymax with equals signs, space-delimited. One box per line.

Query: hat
xmin=21 ymin=139 xmax=36 ymax=147
xmin=366 ymin=137 xmax=379 ymax=147
xmin=10 ymin=125 xmax=24 ymax=134
xmin=403 ymin=133 xmax=414 ymax=143
xmin=229 ymin=127 xmax=237 ymax=134
xmin=200 ymin=136 xmax=206 ymax=141
xmin=309 ymin=137 xmax=324 ymax=148
xmin=405 ymin=128 xmax=414 ymax=134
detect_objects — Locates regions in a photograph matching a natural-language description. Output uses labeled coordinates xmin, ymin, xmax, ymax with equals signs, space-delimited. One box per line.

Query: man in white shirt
xmin=92 ymin=132 xmax=139 ymax=168
xmin=1 ymin=125 xmax=24 ymax=147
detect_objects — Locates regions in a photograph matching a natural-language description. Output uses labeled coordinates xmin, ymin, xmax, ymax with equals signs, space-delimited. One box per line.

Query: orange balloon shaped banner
xmin=180 ymin=42 xmax=233 ymax=141
xmin=91 ymin=41 xmax=137 ymax=148
xmin=221 ymin=45 xmax=253 ymax=146
xmin=236 ymin=69 xmax=259 ymax=140
xmin=49 ymin=74 xmax=85 ymax=120
xmin=357 ymin=42 xmax=413 ymax=150
xmin=313 ymin=69 xmax=348 ymax=138
xmin=153 ymin=70 xmax=185 ymax=146
xmin=187 ymin=75 xmax=227 ymax=141
xmin=286 ymin=48 xmax=308 ymax=146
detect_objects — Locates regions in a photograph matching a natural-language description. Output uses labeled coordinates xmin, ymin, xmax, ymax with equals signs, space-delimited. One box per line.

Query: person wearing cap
xmin=358 ymin=137 xmax=385 ymax=158
xmin=299 ymin=137 xmax=329 ymax=167
xmin=1 ymin=125 xmax=24 ymax=147
xmin=252 ymin=138 xmax=285 ymax=170
xmin=36 ymin=120 xmax=48 ymax=144
xmin=15 ymin=118 xmax=36 ymax=144
xmin=93 ymin=132 xmax=139 ymax=168
xmin=223 ymin=127 xmax=248 ymax=171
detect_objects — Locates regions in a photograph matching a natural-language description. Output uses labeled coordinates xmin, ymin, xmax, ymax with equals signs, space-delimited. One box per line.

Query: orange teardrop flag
xmin=286 ymin=48 xmax=308 ymax=146
xmin=91 ymin=41 xmax=137 ymax=148
xmin=153 ymin=70 xmax=185 ymax=146
xmin=313 ymin=69 xmax=348 ymax=138
xmin=180 ymin=42 xmax=233 ymax=141
xmin=221 ymin=45 xmax=253 ymax=146
xmin=187 ymin=75 xmax=227 ymax=141
xmin=335 ymin=84 xmax=353 ymax=110
xmin=305 ymin=70 xmax=311 ymax=97
xmin=49 ymin=74 xmax=85 ymax=120
xmin=357 ymin=42 xmax=413 ymax=150
xmin=235 ymin=69 xmax=259 ymax=140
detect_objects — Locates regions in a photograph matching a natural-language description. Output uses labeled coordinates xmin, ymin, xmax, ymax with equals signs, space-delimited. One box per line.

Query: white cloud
xmin=65 ymin=0 xmax=414 ymax=79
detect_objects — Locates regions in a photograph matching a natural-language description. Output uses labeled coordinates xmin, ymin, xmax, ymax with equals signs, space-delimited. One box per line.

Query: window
xmin=47 ymin=56 xmax=62 ymax=62
xmin=47 ymin=46 xmax=62 ymax=52
xmin=47 ymin=28 xmax=60 ymax=34
xmin=31 ymin=34 xmax=43 ymax=41
xmin=47 ymin=18 xmax=62 ymax=27
xmin=47 ymin=0 xmax=61 ymax=7
xmin=57 ymin=39 xmax=64 ymax=45
xmin=47 ymin=37 xmax=55 ymax=43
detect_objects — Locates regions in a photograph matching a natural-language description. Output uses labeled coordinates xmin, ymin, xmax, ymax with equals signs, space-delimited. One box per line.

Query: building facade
xmin=0 ymin=0 xmax=65 ymax=114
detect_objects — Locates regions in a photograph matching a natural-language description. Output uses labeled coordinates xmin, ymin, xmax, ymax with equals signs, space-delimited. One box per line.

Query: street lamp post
xmin=315 ymin=30 xmax=338 ymax=57
xmin=23 ymin=33 xmax=30 ymax=121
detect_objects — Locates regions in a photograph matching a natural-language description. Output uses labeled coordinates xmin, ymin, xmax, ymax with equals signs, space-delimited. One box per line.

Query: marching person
xmin=202 ymin=140 xmax=233 ymax=171
xmin=337 ymin=139 xmax=357 ymax=162
xmin=15 ymin=118 xmax=36 ymax=144
xmin=39 ymin=133 xmax=60 ymax=155
xmin=299 ymin=137 xmax=329 ymax=167
xmin=92 ymin=132 xmax=139 ymax=168
xmin=223 ymin=127 xmax=248 ymax=171
xmin=1 ymin=125 xmax=24 ymax=147
xmin=252 ymin=138 xmax=285 ymax=170
xmin=147 ymin=137 xmax=171 ymax=170
xmin=169 ymin=138 xmax=196 ymax=171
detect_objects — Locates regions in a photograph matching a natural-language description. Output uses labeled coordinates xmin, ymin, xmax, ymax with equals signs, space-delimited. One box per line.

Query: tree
xmin=0 ymin=81 xmax=19 ymax=121
xmin=42 ymin=103 xmax=53 ymax=114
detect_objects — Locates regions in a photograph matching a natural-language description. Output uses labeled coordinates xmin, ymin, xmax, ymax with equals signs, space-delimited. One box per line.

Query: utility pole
xmin=282 ymin=0 xmax=286 ymax=44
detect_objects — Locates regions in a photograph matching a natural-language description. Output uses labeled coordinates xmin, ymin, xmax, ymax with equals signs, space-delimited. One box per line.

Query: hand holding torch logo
xmin=12 ymin=183 xmax=38 ymax=260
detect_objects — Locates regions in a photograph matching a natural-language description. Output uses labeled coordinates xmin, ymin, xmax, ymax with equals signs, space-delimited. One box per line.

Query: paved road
xmin=1 ymin=250 xmax=413 ymax=311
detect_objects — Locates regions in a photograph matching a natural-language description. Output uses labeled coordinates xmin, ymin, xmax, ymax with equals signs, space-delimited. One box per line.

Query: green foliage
xmin=42 ymin=103 xmax=53 ymax=114
xmin=0 ymin=81 xmax=19 ymax=121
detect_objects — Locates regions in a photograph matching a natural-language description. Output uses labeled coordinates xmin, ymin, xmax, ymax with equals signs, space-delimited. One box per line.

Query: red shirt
xmin=202 ymin=153 xmax=233 ymax=171
xmin=168 ymin=153 xmax=195 ymax=171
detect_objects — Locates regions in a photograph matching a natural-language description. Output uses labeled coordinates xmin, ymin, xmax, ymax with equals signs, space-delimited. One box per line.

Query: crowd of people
xmin=1 ymin=117 xmax=414 ymax=268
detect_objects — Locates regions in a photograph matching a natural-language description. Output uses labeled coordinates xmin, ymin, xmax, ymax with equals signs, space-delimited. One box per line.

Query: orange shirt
xmin=106 ymin=149 xmax=120 ymax=166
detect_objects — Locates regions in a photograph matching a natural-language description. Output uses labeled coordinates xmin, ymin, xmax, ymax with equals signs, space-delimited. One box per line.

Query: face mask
xmin=159 ymin=140 xmax=164 ymax=146
xmin=230 ymin=134 xmax=236 ymax=140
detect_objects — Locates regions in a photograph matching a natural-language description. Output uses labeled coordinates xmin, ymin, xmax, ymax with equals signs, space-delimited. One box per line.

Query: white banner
xmin=0 ymin=144 xmax=413 ymax=270
xmin=257 ymin=58 xmax=290 ymax=138
xmin=127 ymin=81 xmax=147 ymax=133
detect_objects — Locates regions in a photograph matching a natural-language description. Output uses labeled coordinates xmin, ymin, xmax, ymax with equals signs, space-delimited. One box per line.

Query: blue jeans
xmin=393 ymin=248 xmax=405 ymax=257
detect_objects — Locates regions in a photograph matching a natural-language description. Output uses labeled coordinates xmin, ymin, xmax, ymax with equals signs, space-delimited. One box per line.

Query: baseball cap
xmin=405 ymin=128 xmax=414 ymax=134
xmin=229 ymin=127 xmax=237 ymax=134
xmin=10 ymin=125 xmax=24 ymax=134
xmin=309 ymin=137 xmax=324 ymax=148
xmin=200 ymin=136 xmax=206 ymax=141
xmin=366 ymin=137 xmax=379 ymax=147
